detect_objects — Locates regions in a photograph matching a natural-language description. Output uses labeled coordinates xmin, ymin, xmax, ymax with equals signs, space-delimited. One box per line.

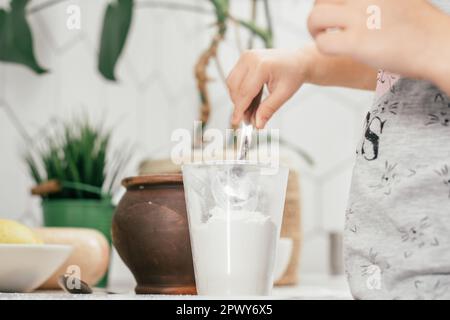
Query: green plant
xmin=0 ymin=0 xmax=46 ymax=73
xmin=0 ymin=0 xmax=272 ymax=80
xmin=25 ymin=118 xmax=129 ymax=200
xmin=0 ymin=0 xmax=273 ymax=127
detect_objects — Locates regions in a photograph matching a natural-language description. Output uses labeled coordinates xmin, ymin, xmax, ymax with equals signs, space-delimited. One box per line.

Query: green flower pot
xmin=42 ymin=199 xmax=114 ymax=288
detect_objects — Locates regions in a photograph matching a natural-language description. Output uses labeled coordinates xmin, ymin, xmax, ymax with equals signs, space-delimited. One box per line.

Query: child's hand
xmin=227 ymin=49 xmax=312 ymax=129
xmin=308 ymin=0 xmax=450 ymax=80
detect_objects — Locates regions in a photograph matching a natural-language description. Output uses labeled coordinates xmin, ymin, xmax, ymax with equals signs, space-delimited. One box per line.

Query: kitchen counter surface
xmin=0 ymin=275 xmax=353 ymax=300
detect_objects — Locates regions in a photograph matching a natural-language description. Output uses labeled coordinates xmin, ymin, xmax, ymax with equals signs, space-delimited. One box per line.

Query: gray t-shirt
xmin=344 ymin=0 xmax=450 ymax=300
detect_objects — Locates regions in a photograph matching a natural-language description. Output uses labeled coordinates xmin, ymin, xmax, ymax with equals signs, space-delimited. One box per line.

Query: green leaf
xmin=25 ymin=153 xmax=42 ymax=184
xmin=98 ymin=0 xmax=133 ymax=81
xmin=237 ymin=19 xmax=272 ymax=48
xmin=24 ymin=116 xmax=128 ymax=200
xmin=210 ymin=0 xmax=228 ymax=33
xmin=0 ymin=0 xmax=47 ymax=74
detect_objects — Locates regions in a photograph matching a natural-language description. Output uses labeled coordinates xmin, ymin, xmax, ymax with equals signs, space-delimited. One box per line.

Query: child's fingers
xmin=308 ymin=4 xmax=348 ymax=38
xmin=226 ymin=60 xmax=249 ymax=102
xmin=232 ymin=66 xmax=267 ymax=125
xmin=255 ymin=88 xmax=290 ymax=129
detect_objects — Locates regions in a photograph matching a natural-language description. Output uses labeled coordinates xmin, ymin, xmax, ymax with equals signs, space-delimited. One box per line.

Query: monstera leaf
xmin=0 ymin=0 xmax=47 ymax=74
xmin=98 ymin=0 xmax=133 ymax=81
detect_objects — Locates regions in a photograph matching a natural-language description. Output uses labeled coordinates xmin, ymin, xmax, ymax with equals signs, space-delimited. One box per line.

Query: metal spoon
xmin=221 ymin=88 xmax=263 ymax=207
xmin=211 ymin=89 xmax=263 ymax=211
xmin=58 ymin=274 xmax=125 ymax=294
xmin=58 ymin=274 xmax=93 ymax=294
xmin=211 ymin=167 xmax=258 ymax=211
xmin=237 ymin=88 xmax=263 ymax=161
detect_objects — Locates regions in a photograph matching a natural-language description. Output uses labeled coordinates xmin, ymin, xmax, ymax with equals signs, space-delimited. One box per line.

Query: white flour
xmin=190 ymin=206 xmax=277 ymax=296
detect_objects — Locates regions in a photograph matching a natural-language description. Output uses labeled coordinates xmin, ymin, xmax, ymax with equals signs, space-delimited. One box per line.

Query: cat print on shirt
xmin=357 ymin=69 xmax=400 ymax=162
xmin=358 ymin=98 xmax=400 ymax=162
xmin=377 ymin=70 xmax=399 ymax=95
xmin=370 ymin=161 xmax=400 ymax=195
xmin=345 ymin=207 xmax=357 ymax=233
xmin=360 ymin=248 xmax=390 ymax=290
xmin=370 ymin=161 xmax=423 ymax=196
xmin=435 ymin=164 xmax=450 ymax=198
xmin=426 ymin=112 xmax=450 ymax=126
xmin=360 ymin=248 xmax=391 ymax=275
xmin=358 ymin=112 xmax=386 ymax=161
xmin=398 ymin=216 xmax=439 ymax=258
xmin=372 ymin=100 xmax=400 ymax=116
xmin=414 ymin=279 xmax=450 ymax=300
xmin=426 ymin=93 xmax=450 ymax=126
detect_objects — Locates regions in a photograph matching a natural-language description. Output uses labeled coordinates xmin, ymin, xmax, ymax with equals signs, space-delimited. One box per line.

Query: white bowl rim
xmin=0 ymin=243 xmax=72 ymax=250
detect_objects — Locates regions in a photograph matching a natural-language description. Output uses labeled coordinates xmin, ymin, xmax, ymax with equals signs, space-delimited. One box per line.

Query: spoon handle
xmin=238 ymin=87 xmax=264 ymax=161
xmin=243 ymin=88 xmax=264 ymax=125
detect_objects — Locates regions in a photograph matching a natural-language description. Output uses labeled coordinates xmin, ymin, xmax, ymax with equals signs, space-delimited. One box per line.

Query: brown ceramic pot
xmin=112 ymin=174 xmax=196 ymax=294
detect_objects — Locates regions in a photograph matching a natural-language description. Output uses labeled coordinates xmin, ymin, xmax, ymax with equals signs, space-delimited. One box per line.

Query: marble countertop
xmin=0 ymin=275 xmax=353 ymax=300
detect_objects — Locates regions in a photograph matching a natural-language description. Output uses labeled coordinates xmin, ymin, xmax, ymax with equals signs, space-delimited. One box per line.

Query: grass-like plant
xmin=25 ymin=118 xmax=129 ymax=200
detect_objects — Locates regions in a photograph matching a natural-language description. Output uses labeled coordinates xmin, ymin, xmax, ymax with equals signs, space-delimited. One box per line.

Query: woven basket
xmin=274 ymin=170 xmax=301 ymax=286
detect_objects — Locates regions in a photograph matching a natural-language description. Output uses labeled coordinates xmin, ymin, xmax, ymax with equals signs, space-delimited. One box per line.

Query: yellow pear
xmin=0 ymin=219 xmax=43 ymax=244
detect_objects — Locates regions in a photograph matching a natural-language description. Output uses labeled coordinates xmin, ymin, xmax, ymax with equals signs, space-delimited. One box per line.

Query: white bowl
xmin=0 ymin=244 xmax=72 ymax=293
xmin=274 ymin=238 xmax=293 ymax=282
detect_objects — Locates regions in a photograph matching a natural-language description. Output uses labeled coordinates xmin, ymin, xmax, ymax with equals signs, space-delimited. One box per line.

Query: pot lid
xmin=122 ymin=174 xmax=183 ymax=188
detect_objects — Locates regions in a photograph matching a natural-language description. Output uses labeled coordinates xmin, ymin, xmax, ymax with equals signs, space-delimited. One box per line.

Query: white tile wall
xmin=0 ymin=0 xmax=373 ymax=278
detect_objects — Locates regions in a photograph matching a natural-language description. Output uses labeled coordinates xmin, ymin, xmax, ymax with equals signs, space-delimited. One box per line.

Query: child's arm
xmin=304 ymin=44 xmax=377 ymax=90
xmin=227 ymin=45 xmax=377 ymax=129
xmin=428 ymin=44 xmax=450 ymax=95
xmin=308 ymin=0 xmax=450 ymax=96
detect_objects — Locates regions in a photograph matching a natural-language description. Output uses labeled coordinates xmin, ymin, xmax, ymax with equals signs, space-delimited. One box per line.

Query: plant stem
xmin=247 ymin=0 xmax=257 ymax=49
xmin=194 ymin=0 xmax=228 ymax=130
xmin=195 ymin=30 xmax=225 ymax=129
xmin=28 ymin=0 xmax=71 ymax=14
xmin=263 ymin=0 xmax=273 ymax=46
xmin=0 ymin=100 xmax=33 ymax=144
xmin=232 ymin=19 xmax=244 ymax=53
xmin=229 ymin=16 xmax=272 ymax=48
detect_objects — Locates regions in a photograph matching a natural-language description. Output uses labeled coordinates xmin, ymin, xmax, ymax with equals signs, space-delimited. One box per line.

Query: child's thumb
xmin=255 ymin=89 xmax=288 ymax=128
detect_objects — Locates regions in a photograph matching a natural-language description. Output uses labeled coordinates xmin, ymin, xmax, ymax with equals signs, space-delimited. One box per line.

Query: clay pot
xmin=112 ymin=174 xmax=196 ymax=294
